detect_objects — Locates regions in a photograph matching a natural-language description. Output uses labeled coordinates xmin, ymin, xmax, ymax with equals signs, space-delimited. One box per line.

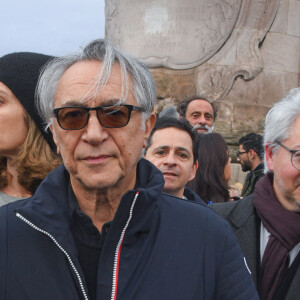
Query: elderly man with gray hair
xmin=211 ymin=87 xmax=300 ymax=300
xmin=0 ymin=39 xmax=257 ymax=300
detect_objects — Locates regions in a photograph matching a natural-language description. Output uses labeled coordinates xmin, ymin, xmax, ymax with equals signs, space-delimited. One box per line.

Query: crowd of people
xmin=0 ymin=38 xmax=299 ymax=300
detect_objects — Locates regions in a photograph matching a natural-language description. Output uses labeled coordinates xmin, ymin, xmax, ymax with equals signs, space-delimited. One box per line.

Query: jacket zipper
xmin=15 ymin=212 xmax=89 ymax=300
xmin=111 ymin=191 xmax=140 ymax=300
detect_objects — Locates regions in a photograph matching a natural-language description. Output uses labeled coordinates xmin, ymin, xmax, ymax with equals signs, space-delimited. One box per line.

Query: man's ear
xmin=265 ymin=144 xmax=274 ymax=172
xmin=143 ymin=113 xmax=156 ymax=148
xmin=189 ymin=161 xmax=198 ymax=182
xmin=249 ymin=149 xmax=256 ymax=160
xmin=49 ymin=124 xmax=61 ymax=155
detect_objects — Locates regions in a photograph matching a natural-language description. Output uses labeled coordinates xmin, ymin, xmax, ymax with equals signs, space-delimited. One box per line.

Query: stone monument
xmin=105 ymin=0 xmax=300 ymax=143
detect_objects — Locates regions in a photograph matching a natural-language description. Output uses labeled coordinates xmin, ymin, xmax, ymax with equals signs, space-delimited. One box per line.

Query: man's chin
xmin=196 ymin=128 xmax=208 ymax=134
xmin=242 ymin=165 xmax=251 ymax=172
xmin=70 ymin=171 xmax=126 ymax=192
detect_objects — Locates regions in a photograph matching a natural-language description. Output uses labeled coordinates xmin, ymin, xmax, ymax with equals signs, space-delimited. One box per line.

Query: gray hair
xmin=263 ymin=87 xmax=300 ymax=173
xmin=158 ymin=105 xmax=179 ymax=119
xmin=36 ymin=39 xmax=156 ymax=129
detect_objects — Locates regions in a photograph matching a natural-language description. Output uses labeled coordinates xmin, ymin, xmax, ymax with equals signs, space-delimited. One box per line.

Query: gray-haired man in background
xmin=212 ymin=87 xmax=300 ymax=300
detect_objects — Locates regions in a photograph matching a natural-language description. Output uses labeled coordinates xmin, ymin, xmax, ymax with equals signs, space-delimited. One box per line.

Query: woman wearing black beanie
xmin=0 ymin=52 xmax=61 ymax=206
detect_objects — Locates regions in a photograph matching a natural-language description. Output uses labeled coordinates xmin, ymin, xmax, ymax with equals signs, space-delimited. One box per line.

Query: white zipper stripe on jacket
xmin=111 ymin=191 xmax=140 ymax=300
xmin=16 ymin=212 xmax=89 ymax=300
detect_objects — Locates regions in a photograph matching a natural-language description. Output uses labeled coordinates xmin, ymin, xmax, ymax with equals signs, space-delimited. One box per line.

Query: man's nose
xmin=82 ymin=111 xmax=109 ymax=144
xmin=198 ymin=115 xmax=207 ymax=125
xmin=163 ymin=153 xmax=176 ymax=166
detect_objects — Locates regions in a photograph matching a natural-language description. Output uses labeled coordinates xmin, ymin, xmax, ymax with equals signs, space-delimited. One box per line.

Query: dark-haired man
xmin=144 ymin=117 xmax=202 ymax=203
xmin=238 ymin=133 xmax=264 ymax=197
xmin=178 ymin=96 xmax=217 ymax=134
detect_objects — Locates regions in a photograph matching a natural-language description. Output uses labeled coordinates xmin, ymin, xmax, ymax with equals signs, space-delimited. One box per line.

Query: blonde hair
xmin=0 ymin=111 xmax=61 ymax=194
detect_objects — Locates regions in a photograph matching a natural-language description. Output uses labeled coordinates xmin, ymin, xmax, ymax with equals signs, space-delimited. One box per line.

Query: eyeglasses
xmin=276 ymin=140 xmax=300 ymax=170
xmin=53 ymin=104 xmax=145 ymax=130
xmin=236 ymin=150 xmax=248 ymax=158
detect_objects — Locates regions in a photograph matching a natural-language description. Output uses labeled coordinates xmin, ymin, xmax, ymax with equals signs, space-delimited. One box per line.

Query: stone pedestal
xmin=106 ymin=0 xmax=300 ymax=142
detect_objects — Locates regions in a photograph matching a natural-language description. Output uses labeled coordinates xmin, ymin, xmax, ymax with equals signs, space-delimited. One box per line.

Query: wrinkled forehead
xmin=54 ymin=60 xmax=134 ymax=107
xmin=187 ymin=99 xmax=214 ymax=115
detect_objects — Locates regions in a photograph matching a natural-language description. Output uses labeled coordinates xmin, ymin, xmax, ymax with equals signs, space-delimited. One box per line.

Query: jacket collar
xmin=228 ymin=195 xmax=256 ymax=229
xmin=184 ymin=187 xmax=206 ymax=205
xmin=252 ymin=162 xmax=264 ymax=174
xmin=16 ymin=159 xmax=164 ymax=242
xmin=228 ymin=195 xmax=260 ymax=285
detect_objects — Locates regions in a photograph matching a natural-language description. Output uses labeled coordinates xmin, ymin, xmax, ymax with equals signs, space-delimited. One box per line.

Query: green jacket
xmin=241 ymin=163 xmax=264 ymax=197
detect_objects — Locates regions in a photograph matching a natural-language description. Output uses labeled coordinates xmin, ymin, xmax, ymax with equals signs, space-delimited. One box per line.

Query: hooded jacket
xmin=0 ymin=159 xmax=258 ymax=300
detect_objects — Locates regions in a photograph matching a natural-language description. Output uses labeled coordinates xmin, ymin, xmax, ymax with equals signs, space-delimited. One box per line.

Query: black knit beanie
xmin=0 ymin=52 xmax=56 ymax=151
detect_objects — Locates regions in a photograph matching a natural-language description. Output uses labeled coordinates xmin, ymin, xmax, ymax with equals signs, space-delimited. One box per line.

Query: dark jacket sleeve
xmin=204 ymin=206 xmax=258 ymax=300
xmin=214 ymin=219 xmax=258 ymax=299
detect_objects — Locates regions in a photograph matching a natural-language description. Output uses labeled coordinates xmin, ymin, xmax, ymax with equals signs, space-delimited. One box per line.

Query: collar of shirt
xmin=68 ymin=182 xmax=111 ymax=248
xmin=260 ymin=222 xmax=300 ymax=267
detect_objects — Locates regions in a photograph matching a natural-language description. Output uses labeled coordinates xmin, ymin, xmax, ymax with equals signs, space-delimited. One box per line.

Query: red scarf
xmin=253 ymin=173 xmax=300 ymax=300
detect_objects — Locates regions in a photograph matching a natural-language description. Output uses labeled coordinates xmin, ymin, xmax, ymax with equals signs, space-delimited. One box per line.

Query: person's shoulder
xmin=0 ymin=197 xmax=29 ymax=212
xmin=210 ymin=195 xmax=255 ymax=222
xmin=0 ymin=197 xmax=31 ymax=221
xmin=161 ymin=192 xmax=207 ymax=210
xmin=183 ymin=186 xmax=207 ymax=205
xmin=0 ymin=198 xmax=31 ymax=241
xmin=160 ymin=192 xmax=233 ymax=229
xmin=210 ymin=199 xmax=240 ymax=215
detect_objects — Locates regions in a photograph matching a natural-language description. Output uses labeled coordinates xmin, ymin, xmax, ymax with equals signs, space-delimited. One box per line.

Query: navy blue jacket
xmin=0 ymin=159 xmax=258 ymax=300
xmin=184 ymin=186 xmax=206 ymax=205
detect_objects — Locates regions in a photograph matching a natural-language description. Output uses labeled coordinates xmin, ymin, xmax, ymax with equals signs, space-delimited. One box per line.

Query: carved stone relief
xmin=194 ymin=0 xmax=281 ymax=101
xmin=106 ymin=0 xmax=242 ymax=69
xmin=105 ymin=0 xmax=300 ymax=145
xmin=106 ymin=0 xmax=281 ymax=101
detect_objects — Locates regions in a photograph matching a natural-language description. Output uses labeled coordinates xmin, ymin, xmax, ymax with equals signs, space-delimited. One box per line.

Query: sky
xmin=1 ymin=0 xmax=105 ymax=57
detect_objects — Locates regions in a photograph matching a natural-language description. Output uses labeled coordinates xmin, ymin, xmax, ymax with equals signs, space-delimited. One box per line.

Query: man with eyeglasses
xmin=0 ymin=39 xmax=258 ymax=300
xmin=211 ymin=87 xmax=300 ymax=300
xmin=237 ymin=133 xmax=264 ymax=197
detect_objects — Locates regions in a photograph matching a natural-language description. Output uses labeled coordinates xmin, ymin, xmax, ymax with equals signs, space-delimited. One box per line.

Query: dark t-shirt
xmin=68 ymin=184 xmax=111 ymax=300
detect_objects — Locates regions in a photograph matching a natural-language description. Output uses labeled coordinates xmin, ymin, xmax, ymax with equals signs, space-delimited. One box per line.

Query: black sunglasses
xmin=53 ymin=104 xmax=145 ymax=130
xmin=236 ymin=150 xmax=248 ymax=158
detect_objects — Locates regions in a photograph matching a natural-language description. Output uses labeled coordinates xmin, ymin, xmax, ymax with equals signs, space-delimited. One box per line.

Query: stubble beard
xmin=241 ymin=159 xmax=252 ymax=172
xmin=276 ymin=177 xmax=300 ymax=213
